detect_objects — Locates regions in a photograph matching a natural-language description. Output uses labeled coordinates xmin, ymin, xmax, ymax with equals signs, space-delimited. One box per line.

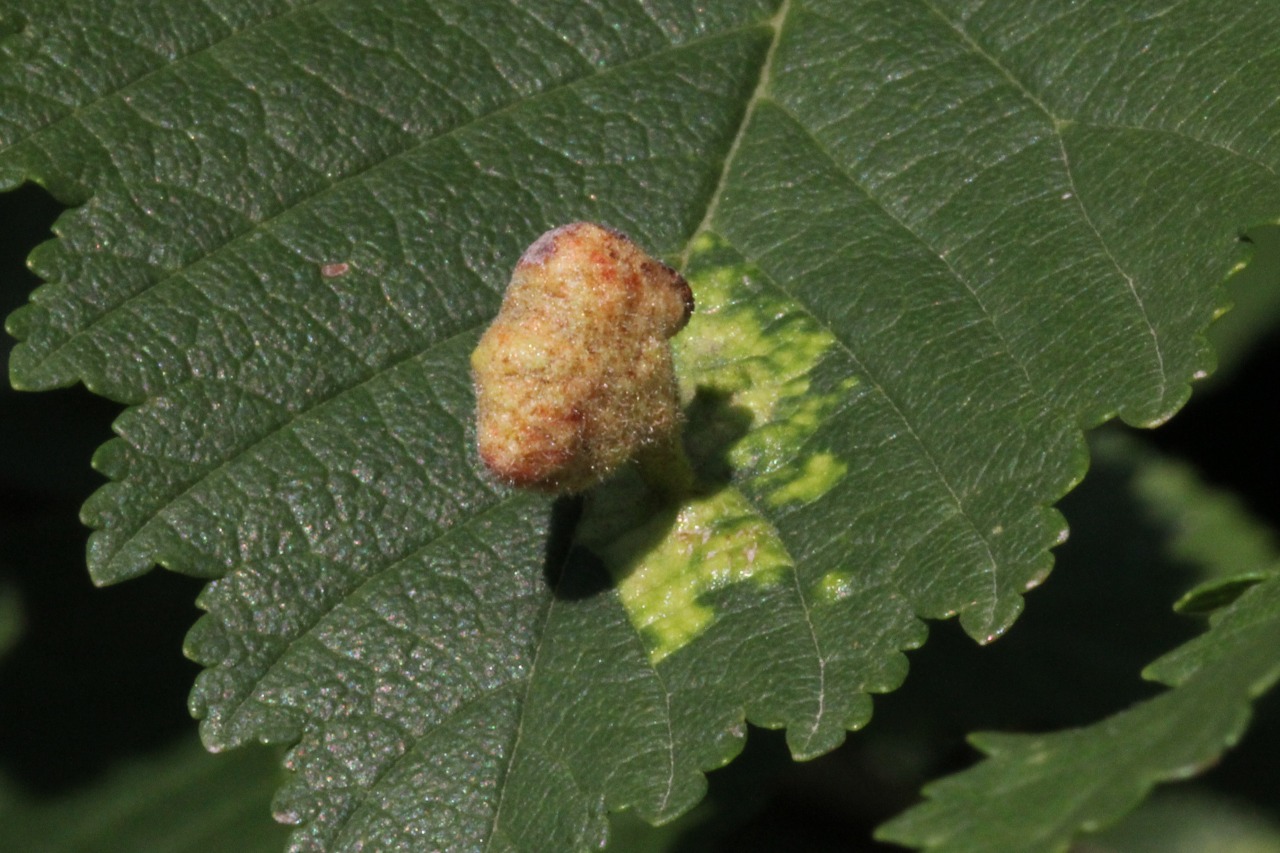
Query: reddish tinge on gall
xmin=471 ymin=222 xmax=693 ymax=494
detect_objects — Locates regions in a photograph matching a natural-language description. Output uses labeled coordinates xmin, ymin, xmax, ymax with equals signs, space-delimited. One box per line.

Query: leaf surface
xmin=0 ymin=740 xmax=288 ymax=852
xmin=2 ymin=1 xmax=1277 ymax=849
xmin=0 ymin=582 xmax=18 ymax=657
xmin=876 ymin=433 xmax=1280 ymax=851
xmin=878 ymin=569 xmax=1280 ymax=853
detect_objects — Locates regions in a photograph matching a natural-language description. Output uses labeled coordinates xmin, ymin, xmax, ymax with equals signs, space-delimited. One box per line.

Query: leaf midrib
xmin=81 ymin=21 xmax=779 ymax=576
xmin=479 ymin=8 xmax=796 ymax=847
xmin=98 ymin=318 xmax=483 ymax=580
xmin=209 ymin=491 xmax=534 ymax=746
xmin=0 ymin=0 xmax=320 ymax=160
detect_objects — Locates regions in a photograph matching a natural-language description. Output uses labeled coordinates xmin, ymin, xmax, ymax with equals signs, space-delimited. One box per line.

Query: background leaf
xmin=2 ymin=1 xmax=1278 ymax=850
xmin=605 ymin=432 xmax=1280 ymax=852
xmin=0 ymin=582 xmax=18 ymax=658
xmin=597 ymin=432 xmax=1280 ymax=852
xmin=0 ymin=740 xmax=289 ymax=853
xmin=878 ymin=540 xmax=1280 ymax=852
xmin=1084 ymin=791 xmax=1280 ymax=853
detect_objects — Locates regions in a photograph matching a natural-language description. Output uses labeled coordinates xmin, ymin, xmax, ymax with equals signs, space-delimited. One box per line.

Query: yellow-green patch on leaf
xmin=596 ymin=488 xmax=791 ymax=663
xmin=577 ymin=234 xmax=858 ymax=662
xmin=763 ymin=452 xmax=849 ymax=507
xmin=676 ymin=233 xmax=853 ymax=504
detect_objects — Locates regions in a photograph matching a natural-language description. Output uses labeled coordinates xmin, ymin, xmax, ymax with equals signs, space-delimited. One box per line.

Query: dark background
xmin=1 ymin=183 xmax=1277 ymax=849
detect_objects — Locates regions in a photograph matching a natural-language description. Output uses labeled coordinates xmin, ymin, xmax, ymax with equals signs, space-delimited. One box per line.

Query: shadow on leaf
xmin=550 ymin=384 xmax=755 ymax=598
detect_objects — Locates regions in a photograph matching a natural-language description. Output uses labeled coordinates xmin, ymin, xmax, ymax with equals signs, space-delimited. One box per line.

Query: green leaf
xmin=876 ymin=435 xmax=1280 ymax=852
xmin=876 ymin=569 xmax=1280 ymax=853
xmin=1128 ymin=433 xmax=1280 ymax=586
xmin=0 ymin=582 xmax=19 ymax=658
xmin=1086 ymin=791 xmax=1280 ymax=853
xmin=1121 ymin=432 xmax=1279 ymax=614
xmin=3 ymin=1 xmax=1277 ymax=850
xmin=1204 ymin=224 xmax=1280 ymax=386
xmin=604 ymin=432 xmax=1280 ymax=851
xmin=0 ymin=739 xmax=289 ymax=852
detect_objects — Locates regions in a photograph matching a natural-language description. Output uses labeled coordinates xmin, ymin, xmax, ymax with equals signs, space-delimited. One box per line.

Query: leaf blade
xmin=3 ymin=1 xmax=1277 ymax=849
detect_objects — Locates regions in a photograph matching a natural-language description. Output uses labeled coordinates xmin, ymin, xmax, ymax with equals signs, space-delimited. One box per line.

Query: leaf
xmin=1123 ymin=432 xmax=1279 ymax=614
xmin=0 ymin=739 xmax=289 ymax=852
xmin=0 ymin=582 xmax=19 ymax=658
xmin=1128 ymin=432 xmax=1280 ymax=585
xmin=2 ymin=1 xmax=1277 ymax=850
xmin=875 ymin=433 xmax=1280 ymax=851
xmin=876 ymin=569 xmax=1280 ymax=853
xmin=1205 ymin=224 xmax=1280 ymax=386
xmin=1085 ymin=790 xmax=1280 ymax=853
xmin=605 ymin=432 xmax=1280 ymax=851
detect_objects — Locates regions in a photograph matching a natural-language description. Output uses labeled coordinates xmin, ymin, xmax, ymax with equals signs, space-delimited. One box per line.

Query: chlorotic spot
xmin=674 ymin=233 xmax=855 ymax=505
xmin=764 ymin=452 xmax=848 ymax=507
xmin=577 ymin=233 xmax=857 ymax=662
xmin=581 ymin=485 xmax=791 ymax=663
xmin=471 ymin=223 xmax=693 ymax=494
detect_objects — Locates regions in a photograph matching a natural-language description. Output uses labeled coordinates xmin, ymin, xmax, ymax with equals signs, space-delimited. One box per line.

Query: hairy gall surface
xmin=471 ymin=223 xmax=694 ymax=493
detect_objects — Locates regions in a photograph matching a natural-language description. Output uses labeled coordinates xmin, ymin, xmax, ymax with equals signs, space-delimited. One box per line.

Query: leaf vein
xmin=213 ymin=493 xmax=530 ymax=741
xmin=734 ymin=103 xmax=1010 ymax=628
xmin=100 ymin=320 xmax=485 ymax=576
xmin=0 ymin=0 xmax=323 ymax=161
xmin=677 ymin=0 xmax=789 ymax=272
xmin=25 ymin=21 xmax=772 ymax=385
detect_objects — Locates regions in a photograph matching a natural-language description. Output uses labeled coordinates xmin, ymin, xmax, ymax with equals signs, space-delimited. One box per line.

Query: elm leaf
xmin=2 ymin=1 xmax=1276 ymax=849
